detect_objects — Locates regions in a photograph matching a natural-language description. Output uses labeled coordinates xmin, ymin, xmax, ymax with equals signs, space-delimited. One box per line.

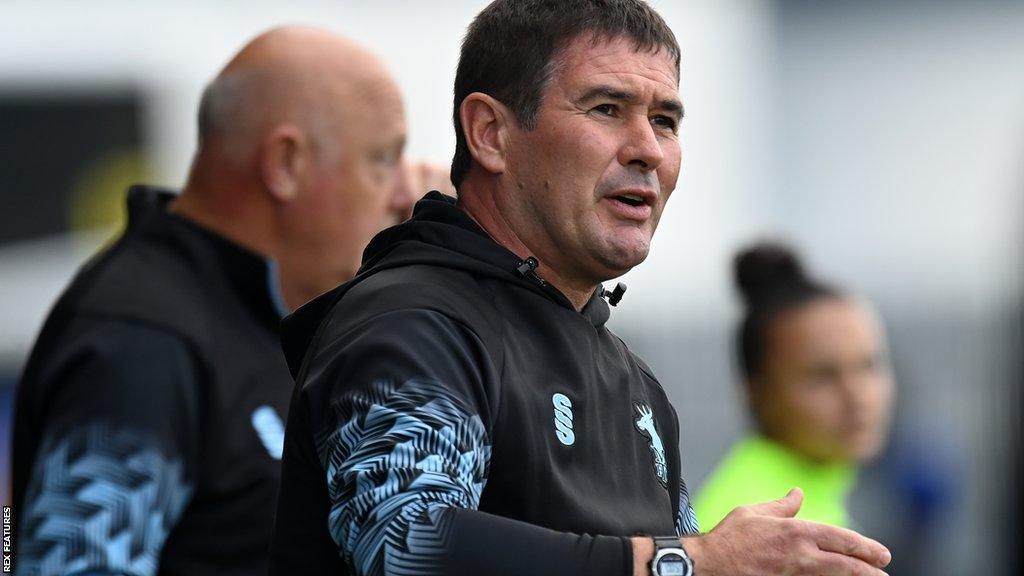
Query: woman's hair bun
xmin=733 ymin=241 xmax=811 ymax=306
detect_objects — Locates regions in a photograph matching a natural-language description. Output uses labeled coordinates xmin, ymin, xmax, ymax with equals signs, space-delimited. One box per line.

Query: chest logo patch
xmin=634 ymin=403 xmax=668 ymax=487
xmin=552 ymin=393 xmax=575 ymax=446
xmin=251 ymin=405 xmax=285 ymax=460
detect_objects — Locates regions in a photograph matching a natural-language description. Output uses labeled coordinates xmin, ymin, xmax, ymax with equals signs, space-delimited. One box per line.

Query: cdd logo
xmin=552 ymin=393 xmax=575 ymax=446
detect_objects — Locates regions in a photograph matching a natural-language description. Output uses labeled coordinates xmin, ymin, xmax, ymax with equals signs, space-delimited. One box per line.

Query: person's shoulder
xmin=350 ymin=262 xmax=484 ymax=299
xmin=56 ymin=318 xmax=199 ymax=393
xmin=282 ymin=263 xmax=504 ymax=384
xmin=335 ymin=264 xmax=500 ymax=336
xmin=17 ymin=315 xmax=200 ymax=427
xmin=58 ymin=222 xmax=220 ymax=348
xmin=85 ymin=225 xmax=203 ymax=300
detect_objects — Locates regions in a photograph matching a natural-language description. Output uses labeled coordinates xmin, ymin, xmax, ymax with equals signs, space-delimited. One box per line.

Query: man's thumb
xmin=747 ymin=487 xmax=803 ymax=518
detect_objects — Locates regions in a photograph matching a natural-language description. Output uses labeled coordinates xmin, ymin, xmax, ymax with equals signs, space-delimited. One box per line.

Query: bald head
xmin=177 ymin=26 xmax=412 ymax=311
xmin=197 ymin=26 xmax=401 ymax=168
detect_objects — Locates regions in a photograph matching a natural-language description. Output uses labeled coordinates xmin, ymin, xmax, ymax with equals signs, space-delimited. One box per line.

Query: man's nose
xmin=617 ymin=116 xmax=664 ymax=171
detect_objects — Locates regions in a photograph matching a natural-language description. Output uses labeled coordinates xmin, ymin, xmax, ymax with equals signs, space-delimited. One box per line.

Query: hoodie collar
xmin=364 ymin=192 xmax=612 ymax=327
xmin=126 ymin=185 xmax=287 ymax=330
xmin=281 ymin=191 xmax=618 ymax=377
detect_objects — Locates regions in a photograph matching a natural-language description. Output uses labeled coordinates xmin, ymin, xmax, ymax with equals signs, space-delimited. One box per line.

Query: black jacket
xmin=270 ymin=192 xmax=698 ymax=576
xmin=13 ymin=186 xmax=293 ymax=576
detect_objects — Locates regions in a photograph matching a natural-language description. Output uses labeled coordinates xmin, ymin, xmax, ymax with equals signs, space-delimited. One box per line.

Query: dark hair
xmin=450 ymin=0 xmax=680 ymax=188
xmin=735 ymin=242 xmax=839 ymax=378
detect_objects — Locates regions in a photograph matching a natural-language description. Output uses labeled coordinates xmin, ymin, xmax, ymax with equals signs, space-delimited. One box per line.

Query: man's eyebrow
xmin=658 ymin=98 xmax=685 ymax=119
xmin=575 ymin=85 xmax=636 ymax=105
xmin=575 ymin=85 xmax=684 ymax=118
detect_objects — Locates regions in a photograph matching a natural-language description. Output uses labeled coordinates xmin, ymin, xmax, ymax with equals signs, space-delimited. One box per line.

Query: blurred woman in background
xmin=694 ymin=242 xmax=895 ymax=529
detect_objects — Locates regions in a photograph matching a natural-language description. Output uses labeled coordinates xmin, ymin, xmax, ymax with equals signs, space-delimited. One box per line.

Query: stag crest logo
xmin=634 ymin=403 xmax=668 ymax=487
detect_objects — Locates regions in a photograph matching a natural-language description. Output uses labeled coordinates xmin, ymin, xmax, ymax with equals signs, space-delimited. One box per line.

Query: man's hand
xmin=685 ymin=488 xmax=890 ymax=576
xmin=633 ymin=488 xmax=890 ymax=576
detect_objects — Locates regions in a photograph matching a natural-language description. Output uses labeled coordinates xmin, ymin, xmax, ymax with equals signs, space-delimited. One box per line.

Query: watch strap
xmin=650 ymin=535 xmax=695 ymax=576
xmin=653 ymin=536 xmax=685 ymax=551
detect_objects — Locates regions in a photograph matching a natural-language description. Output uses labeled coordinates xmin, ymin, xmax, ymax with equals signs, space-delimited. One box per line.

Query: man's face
xmin=499 ymin=34 xmax=682 ymax=286
xmin=282 ymin=76 xmax=412 ymax=302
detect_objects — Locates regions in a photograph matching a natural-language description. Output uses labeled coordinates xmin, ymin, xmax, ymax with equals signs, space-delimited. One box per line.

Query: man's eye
xmin=592 ymin=104 xmax=617 ymax=116
xmin=651 ymin=115 xmax=678 ymax=132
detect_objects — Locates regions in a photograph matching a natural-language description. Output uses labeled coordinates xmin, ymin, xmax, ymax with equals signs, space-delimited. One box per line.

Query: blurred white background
xmin=2 ymin=1 xmax=1022 ymax=574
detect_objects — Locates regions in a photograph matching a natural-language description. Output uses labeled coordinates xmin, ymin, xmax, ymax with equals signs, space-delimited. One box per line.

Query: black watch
xmin=650 ymin=536 xmax=694 ymax=576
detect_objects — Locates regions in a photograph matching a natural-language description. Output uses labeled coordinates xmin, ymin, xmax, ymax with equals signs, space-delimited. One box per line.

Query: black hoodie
xmin=269 ymin=192 xmax=699 ymax=576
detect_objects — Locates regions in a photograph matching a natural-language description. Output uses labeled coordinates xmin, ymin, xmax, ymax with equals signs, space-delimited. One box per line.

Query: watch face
xmin=657 ymin=554 xmax=687 ymax=576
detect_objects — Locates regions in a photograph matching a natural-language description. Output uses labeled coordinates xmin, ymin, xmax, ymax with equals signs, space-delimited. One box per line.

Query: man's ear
xmin=260 ymin=124 xmax=307 ymax=202
xmin=460 ymin=92 xmax=511 ymax=175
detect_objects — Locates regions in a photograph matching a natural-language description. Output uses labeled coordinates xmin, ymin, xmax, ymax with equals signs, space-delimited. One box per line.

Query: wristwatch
xmin=650 ymin=536 xmax=695 ymax=576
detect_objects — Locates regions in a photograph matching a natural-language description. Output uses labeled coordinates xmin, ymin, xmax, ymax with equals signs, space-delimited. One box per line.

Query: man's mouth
xmin=602 ymin=190 xmax=655 ymax=222
xmin=612 ymin=193 xmax=646 ymax=207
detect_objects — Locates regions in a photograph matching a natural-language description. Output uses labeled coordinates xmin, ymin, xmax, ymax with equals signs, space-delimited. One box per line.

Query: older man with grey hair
xmin=12 ymin=26 xmax=441 ymax=576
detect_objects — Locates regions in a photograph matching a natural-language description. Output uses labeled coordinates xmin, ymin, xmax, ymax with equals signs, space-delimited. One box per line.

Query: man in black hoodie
xmin=270 ymin=2 xmax=893 ymax=576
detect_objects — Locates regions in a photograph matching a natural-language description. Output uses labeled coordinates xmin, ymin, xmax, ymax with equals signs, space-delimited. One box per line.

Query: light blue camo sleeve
xmin=320 ymin=378 xmax=490 ymax=576
xmin=675 ymin=477 xmax=701 ymax=536
xmin=15 ymin=322 xmax=200 ymax=576
xmin=17 ymin=424 xmax=194 ymax=576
